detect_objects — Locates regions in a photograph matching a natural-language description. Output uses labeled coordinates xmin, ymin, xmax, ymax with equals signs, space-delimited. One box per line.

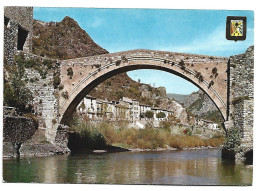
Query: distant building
xmin=196 ymin=119 xmax=219 ymax=130
xmin=77 ymin=95 xmax=97 ymax=119
xmin=77 ymin=95 xmax=177 ymax=123
xmin=132 ymin=99 xmax=140 ymax=121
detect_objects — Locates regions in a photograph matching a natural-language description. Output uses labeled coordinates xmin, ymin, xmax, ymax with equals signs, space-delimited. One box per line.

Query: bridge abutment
xmin=222 ymin=46 xmax=254 ymax=162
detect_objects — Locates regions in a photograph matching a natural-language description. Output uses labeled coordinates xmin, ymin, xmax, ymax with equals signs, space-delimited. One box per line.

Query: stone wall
xmin=233 ymin=99 xmax=254 ymax=160
xmin=21 ymin=53 xmax=61 ymax=144
xmin=228 ymin=46 xmax=254 ymax=117
xmin=3 ymin=115 xmax=38 ymax=158
xmin=4 ymin=7 xmax=33 ymax=65
xmin=224 ymin=46 xmax=254 ymax=161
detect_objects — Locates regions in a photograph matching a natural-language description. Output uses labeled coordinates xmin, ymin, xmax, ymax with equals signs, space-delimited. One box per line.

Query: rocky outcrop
xmin=180 ymin=90 xmax=221 ymax=123
xmin=32 ymin=17 xmax=108 ymax=59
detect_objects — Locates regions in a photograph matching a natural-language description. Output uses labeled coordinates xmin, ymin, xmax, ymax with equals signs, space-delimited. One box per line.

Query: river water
xmin=3 ymin=149 xmax=252 ymax=185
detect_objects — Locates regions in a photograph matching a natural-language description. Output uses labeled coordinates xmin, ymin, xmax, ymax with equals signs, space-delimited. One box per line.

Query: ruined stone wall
xmin=3 ymin=115 xmax=38 ymax=158
xmin=3 ymin=116 xmax=38 ymax=144
xmin=4 ymin=7 xmax=33 ymax=65
xmin=20 ymin=53 xmax=61 ymax=144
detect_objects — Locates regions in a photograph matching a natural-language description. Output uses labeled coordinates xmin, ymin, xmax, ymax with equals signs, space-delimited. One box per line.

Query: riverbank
xmin=68 ymin=117 xmax=224 ymax=153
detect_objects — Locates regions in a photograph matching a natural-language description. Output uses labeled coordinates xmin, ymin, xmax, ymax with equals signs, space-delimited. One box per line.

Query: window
xmin=17 ymin=25 xmax=29 ymax=51
xmin=4 ymin=16 xmax=10 ymax=28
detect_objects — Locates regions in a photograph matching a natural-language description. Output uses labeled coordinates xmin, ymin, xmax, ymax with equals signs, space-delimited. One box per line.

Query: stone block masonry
xmin=21 ymin=53 xmax=61 ymax=144
xmin=4 ymin=7 xmax=33 ymax=65
xmin=3 ymin=115 xmax=38 ymax=158
xmin=223 ymin=46 xmax=254 ymax=161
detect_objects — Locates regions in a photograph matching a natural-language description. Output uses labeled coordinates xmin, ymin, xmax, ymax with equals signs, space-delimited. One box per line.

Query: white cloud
xmin=161 ymin=26 xmax=254 ymax=57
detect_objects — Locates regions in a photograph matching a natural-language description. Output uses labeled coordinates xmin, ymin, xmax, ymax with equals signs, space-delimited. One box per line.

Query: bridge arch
xmin=59 ymin=50 xmax=228 ymax=124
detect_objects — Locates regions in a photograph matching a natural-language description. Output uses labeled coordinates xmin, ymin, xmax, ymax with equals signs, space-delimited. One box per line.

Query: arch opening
xmin=60 ymin=63 xmax=225 ymax=125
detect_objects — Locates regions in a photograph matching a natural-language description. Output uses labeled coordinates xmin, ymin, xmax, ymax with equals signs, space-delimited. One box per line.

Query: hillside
xmin=32 ymin=16 xmax=190 ymax=123
xmin=181 ymin=90 xmax=223 ymax=123
xmin=32 ymin=17 xmax=108 ymax=59
xmin=167 ymin=93 xmax=189 ymax=102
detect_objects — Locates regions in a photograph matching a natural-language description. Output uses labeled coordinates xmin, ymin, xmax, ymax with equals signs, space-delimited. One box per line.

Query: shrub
xmin=208 ymin=80 xmax=214 ymax=88
xmin=156 ymin=112 xmax=166 ymax=119
xmin=70 ymin=116 xmax=106 ymax=148
xmin=159 ymin=121 xmax=172 ymax=132
xmin=145 ymin=111 xmax=154 ymax=119
xmin=115 ymin=90 xmax=124 ymax=99
xmin=179 ymin=60 xmax=185 ymax=66
xmin=222 ymin=128 xmax=241 ymax=152
xmin=232 ymin=96 xmax=250 ymax=105
xmin=62 ymin=91 xmax=69 ymax=99
xmin=43 ymin=59 xmax=53 ymax=69
xmin=52 ymin=119 xmax=57 ymax=124
xmin=4 ymin=65 xmax=33 ymax=114
xmin=53 ymin=76 xmax=61 ymax=89
xmin=59 ymin=84 xmax=64 ymax=91
xmin=212 ymin=67 xmax=218 ymax=74
xmin=121 ymin=55 xmax=128 ymax=62
xmin=67 ymin=67 xmax=74 ymax=79
xmin=116 ymin=60 xmax=121 ymax=66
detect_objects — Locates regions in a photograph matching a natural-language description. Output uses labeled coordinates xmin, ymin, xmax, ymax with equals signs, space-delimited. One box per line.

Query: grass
xmin=70 ymin=116 xmax=224 ymax=150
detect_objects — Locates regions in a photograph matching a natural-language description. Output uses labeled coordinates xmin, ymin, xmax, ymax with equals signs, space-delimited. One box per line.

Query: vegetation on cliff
xmin=32 ymin=17 xmax=108 ymax=59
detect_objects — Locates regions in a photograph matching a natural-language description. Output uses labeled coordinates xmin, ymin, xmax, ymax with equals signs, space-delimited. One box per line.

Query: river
xmin=3 ymin=149 xmax=252 ymax=185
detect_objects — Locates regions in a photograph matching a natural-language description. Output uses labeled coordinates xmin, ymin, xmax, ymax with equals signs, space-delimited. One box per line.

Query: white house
xmin=77 ymin=95 xmax=97 ymax=119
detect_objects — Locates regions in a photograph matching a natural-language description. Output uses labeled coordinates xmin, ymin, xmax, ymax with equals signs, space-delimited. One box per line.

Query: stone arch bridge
xmin=56 ymin=48 xmax=253 ymax=161
xmin=59 ymin=49 xmax=229 ymax=124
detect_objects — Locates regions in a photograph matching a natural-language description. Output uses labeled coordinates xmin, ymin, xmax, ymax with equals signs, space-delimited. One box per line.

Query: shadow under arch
xmin=60 ymin=64 xmax=225 ymax=125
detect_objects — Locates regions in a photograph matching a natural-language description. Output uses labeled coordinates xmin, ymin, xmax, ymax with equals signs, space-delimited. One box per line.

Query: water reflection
xmin=3 ymin=149 xmax=252 ymax=185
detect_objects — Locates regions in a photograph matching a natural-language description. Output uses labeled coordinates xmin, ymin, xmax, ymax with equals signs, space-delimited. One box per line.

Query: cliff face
xmin=181 ymin=90 xmax=223 ymax=123
xmin=32 ymin=16 xmax=190 ymax=123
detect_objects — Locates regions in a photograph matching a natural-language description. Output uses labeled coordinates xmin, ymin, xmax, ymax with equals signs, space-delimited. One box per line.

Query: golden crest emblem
xmin=230 ymin=20 xmax=243 ymax=36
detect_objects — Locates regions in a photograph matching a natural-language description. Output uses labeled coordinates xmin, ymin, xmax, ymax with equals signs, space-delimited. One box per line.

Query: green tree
xmin=4 ymin=61 xmax=33 ymax=113
xmin=156 ymin=112 xmax=166 ymax=119
xmin=145 ymin=111 xmax=154 ymax=119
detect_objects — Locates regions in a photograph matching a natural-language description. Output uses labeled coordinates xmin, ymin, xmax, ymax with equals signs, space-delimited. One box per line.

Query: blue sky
xmin=34 ymin=8 xmax=254 ymax=94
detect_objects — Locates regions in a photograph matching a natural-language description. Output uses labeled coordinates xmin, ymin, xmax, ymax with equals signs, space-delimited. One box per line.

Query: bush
xmin=116 ymin=60 xmax=121 ymax=66
xmin=145 ymin=111 xmax=154 ymax=118
xmin=43 ymin=59 xmax=53 ymax=69
xmin=156 ymin=112 xmax=166 ymax=119
xmin=69 ymin=116 xmax=106 ymax=148
xmin=4 ymin=70 xmax=33 ymax=114
xmin=62 ymin=91 xmax=69 ymax=99
xmin=232 ymin=96 xmax=250 ymax=105
xmin=212 ymin=67 xmax=218 ymax=74
xmin=53 ymin=76 xmax=61 ymax=89
xmin=52 ymin=119 xmax=57 ymax=124
xmin=67 ymin=67 xmax=74 ymax=79
xmin=59 ymin=84 xmax=64 ymax=90
xmin=222 ymin=128 xmax=241 ymax=152
xmin=68 ymin=115 xmax=224 ymax=150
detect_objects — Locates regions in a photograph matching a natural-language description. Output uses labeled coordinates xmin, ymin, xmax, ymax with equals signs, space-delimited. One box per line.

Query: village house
xmin=196 ymin=118 xmax=219 ymax=130
xmin=77 ymin=95 xmax=173 ymax=122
